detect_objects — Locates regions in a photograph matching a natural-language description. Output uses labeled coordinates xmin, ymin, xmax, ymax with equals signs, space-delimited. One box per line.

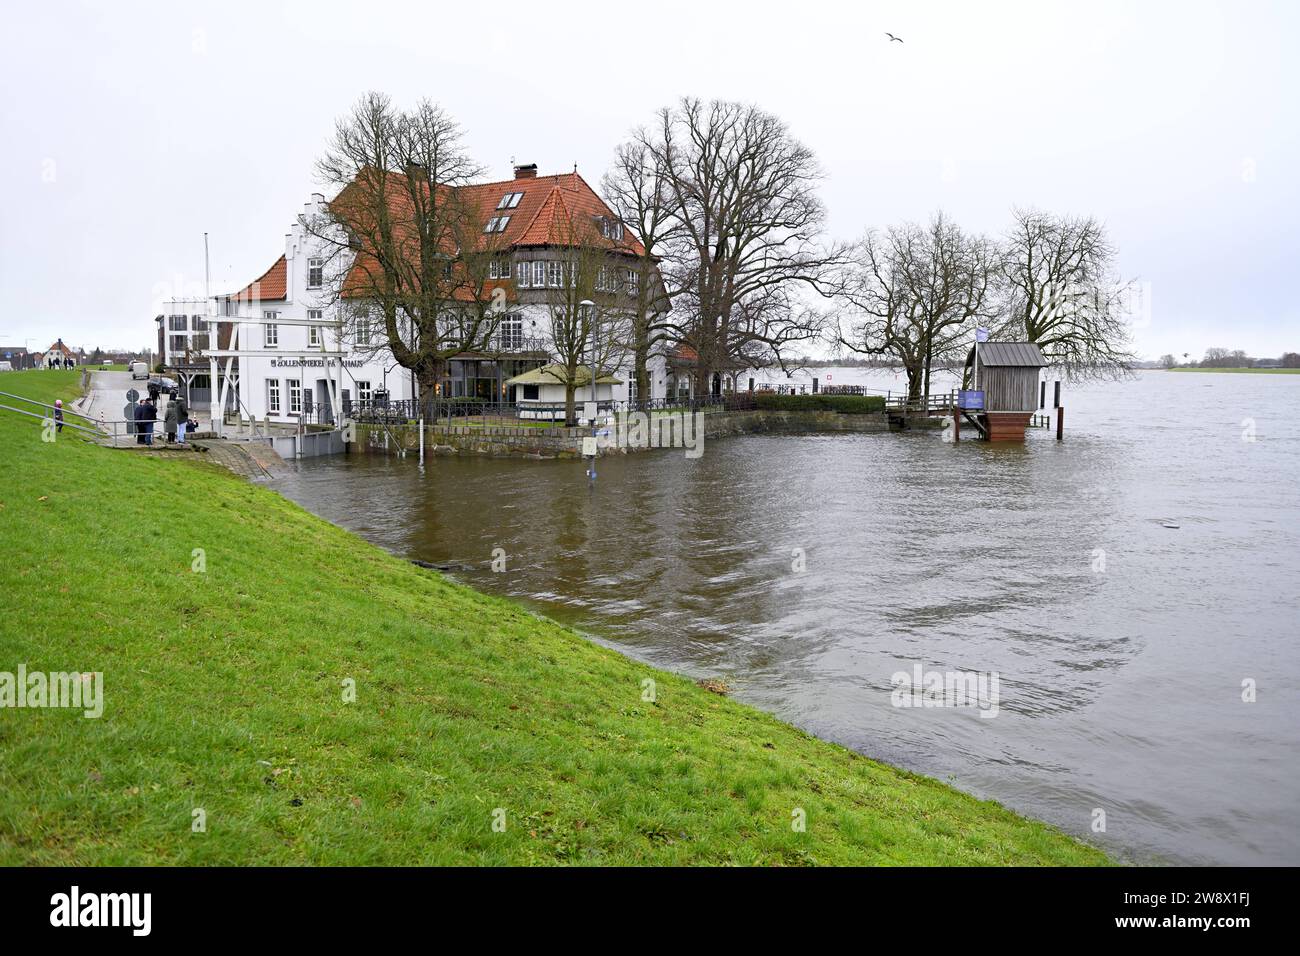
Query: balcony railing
xmin=461 ymin=331 xmax=550 ymax=356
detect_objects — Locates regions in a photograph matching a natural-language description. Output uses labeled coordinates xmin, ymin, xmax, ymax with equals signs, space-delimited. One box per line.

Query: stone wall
xmin=351 ymin=409 xmax=890 ymax=460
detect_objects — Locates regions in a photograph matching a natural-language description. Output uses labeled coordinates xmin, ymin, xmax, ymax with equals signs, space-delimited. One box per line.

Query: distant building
xmin=38 ymin=339 xmax=80 ymax=368
xmin=1254 ymin=358 xmax=1282 ymax=368
xmin=0 ymin=347 xmax=35 ymax=370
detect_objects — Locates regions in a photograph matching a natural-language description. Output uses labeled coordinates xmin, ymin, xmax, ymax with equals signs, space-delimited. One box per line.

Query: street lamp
xmin=580 ymin=299 xmax=597 ymax=483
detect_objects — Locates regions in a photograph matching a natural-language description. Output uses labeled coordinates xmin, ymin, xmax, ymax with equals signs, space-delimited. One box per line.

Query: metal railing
xmin=882 ymin=390 xmax=959 ymax=414
xmin=336 ymin=392 xmax=756 ymax=429
xmin=0 ymin=388 xmax=147 ymax=447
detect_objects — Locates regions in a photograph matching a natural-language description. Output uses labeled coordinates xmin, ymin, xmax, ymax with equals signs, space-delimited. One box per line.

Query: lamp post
xmin=580 ymin=299 xmax=597 ymax=483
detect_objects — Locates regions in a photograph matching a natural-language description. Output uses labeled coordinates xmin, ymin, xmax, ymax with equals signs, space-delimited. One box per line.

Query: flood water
xmin=273 ymin=369 xmax=1300 ymax=865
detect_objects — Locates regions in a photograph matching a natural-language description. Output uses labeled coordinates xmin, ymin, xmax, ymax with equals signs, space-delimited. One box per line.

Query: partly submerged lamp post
xmin=580 ymin=299 xmax=597 ymax=483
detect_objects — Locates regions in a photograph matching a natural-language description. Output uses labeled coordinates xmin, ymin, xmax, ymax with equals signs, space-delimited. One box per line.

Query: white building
xmin=38 ymin=339 xmax=80 ymax=368
xmin=188 ymin=165 xmax=679 ymax=432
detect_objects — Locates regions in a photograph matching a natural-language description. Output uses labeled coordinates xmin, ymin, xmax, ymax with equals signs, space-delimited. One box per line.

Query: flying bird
xmin=886 ymin=32 xmax=903 ymax=43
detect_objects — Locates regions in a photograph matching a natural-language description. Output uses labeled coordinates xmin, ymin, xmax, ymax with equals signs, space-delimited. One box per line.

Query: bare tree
xmin=646 ymin=98 xmax=845 ymax=396
xmin=1159 ymin=353 xmax=1177 ymax=369
xmin=307 ymin=93 xmax=510 ymax=396
xmin=1001 ymin=207 xmax=1138 ymax=380
xmin=601 ymin=138 xmax=677 ymax=402
xmin=839 ymin=213 xmax=998 ymax=402
xmin=540 ymin=217 xmax=629 ymax=425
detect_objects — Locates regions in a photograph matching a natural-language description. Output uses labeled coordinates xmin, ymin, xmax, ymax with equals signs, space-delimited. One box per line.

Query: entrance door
xmin=316 ymin=380 xmax=333 ymax=423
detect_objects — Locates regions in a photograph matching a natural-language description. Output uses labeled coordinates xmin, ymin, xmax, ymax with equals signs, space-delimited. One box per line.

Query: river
xmin=272 ymin=368 xmax=1300 ymax=865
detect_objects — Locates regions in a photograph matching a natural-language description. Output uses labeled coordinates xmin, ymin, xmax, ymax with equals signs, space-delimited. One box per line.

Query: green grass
xmin=0 ymin=368 xmax=1107 ymax=866
xmin=1166 ymin=367 xmax=1300 ymax=374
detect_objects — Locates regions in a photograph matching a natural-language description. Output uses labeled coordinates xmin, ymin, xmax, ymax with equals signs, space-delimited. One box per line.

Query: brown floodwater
xmin=272 ymin=369 xmax=1300 ymax=865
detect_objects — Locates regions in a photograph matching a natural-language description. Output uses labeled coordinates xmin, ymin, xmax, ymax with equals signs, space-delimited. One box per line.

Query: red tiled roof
xmin=469 ymin=172 xmax=647 ymax=256
xmin=227 ymin=255 xmax=287 ymax=302
xmin=334 ymin=169 xmax=646 ymax=300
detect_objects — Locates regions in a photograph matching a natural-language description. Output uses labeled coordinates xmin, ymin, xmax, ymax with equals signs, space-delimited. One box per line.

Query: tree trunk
xmin=906 ymin=365 xmax=924 ymax=403
xmin=563 ymin=379 xmax=577 ymax=427
xmin=634 ymin=342 xmax=650 ymax=408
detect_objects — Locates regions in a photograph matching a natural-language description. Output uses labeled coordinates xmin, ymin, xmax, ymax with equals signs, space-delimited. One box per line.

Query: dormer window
xmin=484 ymin=216 xmax=511 ymax=233
xmin=596 ymin=216 xmax=624 ymax=241
xmin=497 ymin=192 xmax=524 ymax=210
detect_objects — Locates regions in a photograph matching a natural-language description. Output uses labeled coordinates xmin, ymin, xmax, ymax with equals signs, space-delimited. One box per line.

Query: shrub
xmin=753 ymin=392 xmax=884 ymax=414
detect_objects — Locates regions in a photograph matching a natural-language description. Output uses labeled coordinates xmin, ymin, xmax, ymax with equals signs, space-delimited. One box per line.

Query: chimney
xmin=513 ymin=163 xmax=538 ymax=180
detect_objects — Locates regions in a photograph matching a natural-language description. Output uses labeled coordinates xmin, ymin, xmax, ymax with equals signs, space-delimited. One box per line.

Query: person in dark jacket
xmin=134 ymin=401 xmax=145 ymax=444
xmin=140 ymin=398 xmax=157 ymax=446
xmin=164 ymin=400 xmax=177 ymax=443
xmin=53 ymin=399 xmax=65 ymax=433
xmin=172 ymin=393 xmax=190 ymax=444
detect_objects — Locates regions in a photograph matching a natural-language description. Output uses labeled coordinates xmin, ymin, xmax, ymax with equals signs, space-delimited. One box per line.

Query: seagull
xmin=886 ymin=32 xmax=903 ymax=43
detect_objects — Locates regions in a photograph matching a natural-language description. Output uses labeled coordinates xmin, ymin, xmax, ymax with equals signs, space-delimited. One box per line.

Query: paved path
xmin=81 ymin=370 xmax=212 ymax=445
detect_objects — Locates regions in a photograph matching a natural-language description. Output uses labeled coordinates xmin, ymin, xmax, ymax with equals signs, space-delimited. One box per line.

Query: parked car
xmin=149 ymin=377 xmax=179 ymax=398
xmin=129 ymin=361 xmax=149 ymax=380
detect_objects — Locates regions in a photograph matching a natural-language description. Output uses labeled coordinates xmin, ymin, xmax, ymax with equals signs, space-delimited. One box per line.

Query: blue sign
xmin=959 ymin=389 xmax=985 ymax=410
xmin=975 ymin=328 xmax=989 ymax=343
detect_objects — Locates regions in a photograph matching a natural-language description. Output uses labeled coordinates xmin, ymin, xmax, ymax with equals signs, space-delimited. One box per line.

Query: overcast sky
xmin=2 ymin=0 xmax=1295 ymax=360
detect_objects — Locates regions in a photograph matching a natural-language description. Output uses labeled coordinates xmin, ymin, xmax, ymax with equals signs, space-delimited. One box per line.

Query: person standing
xmin=173 ymin=392 xmax=189 ymax=444
xmin=164 ymin=399 xmax=177 ymax=444
xmin=53 ymin=399 xmax=65 ymax=433
xmin=141 ymin=398 xmax=157 ymax=446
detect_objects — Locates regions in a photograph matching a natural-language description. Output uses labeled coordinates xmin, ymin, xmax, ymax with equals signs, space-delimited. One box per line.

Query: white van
xmin=130 ymin=361 xmax=149 ymax=380
xmin=0 ymin=361 xmax=12 ymax=372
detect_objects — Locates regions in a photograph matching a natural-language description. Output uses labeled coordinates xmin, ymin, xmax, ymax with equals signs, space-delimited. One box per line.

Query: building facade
xmin=184 ymin=166 xmax=676 ymax=430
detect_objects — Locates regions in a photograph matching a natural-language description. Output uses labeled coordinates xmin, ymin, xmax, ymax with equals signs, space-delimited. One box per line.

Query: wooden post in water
xmin=1056 ymin=405 xmax=1064 ymax=441
xmin=953 ymin=407 xmax=961 ymax=442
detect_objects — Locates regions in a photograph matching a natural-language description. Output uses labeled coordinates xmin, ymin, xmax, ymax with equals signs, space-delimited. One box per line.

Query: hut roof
xmin=505 ymin=364 xmax=624 ymax=386
xmin=978 ymin=342 xmax=1048 ymax=367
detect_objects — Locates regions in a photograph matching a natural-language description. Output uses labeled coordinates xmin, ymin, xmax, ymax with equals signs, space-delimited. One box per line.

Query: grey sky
xmin=2 ymin=0 xmax=1295 ymax=359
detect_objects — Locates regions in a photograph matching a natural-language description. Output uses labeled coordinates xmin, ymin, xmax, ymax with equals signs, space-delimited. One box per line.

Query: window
xmin=596 ymin=267 xmax=609 ymax=292
xmin=522 ymin=384 xmax=539 ymax=401
xmin=169 ymin=335 xmax=187 ymax=353
xmin=356 ymin=316 xmax=371 ymax=346
xmin=267 ymin=379 xmax=281 ymax=414
xmin=308 ymin=309 xmax=322 ymax=347
xmin=356 ymin=380 xmax=372 ymax=403
xmin=489 ymin=257 xmax=512 ymax=280
xmin=287 ymin=378 xmax=302 ymax=415
xmin=484 ymin=216 xmax=511 ymax=233
xmin=597 ymin=216 xmax=624 ymax=241
xmin=168 ymin=315 xmax=186 ymax=331
xmin=626 ymin=268 xmax=638 ymax=296
xmin=308 ymin=257 xmax=324 ymax=289
xmin=191 ymin=315 xmax=208 ymax=331
xmin=500 ymin=315 xmax=523 ymax=351
xmin=516 ymin=261 xmax=530 ymax=287
xmin=497 ymin=191 xmax=523 ymax=210
xmin=532 ymin=261 xmax=545 ymax=287
xmin=263 ymin=312 xmax=279 ymax=347
xmin=547 ymin=261 xmax=563 ymax=288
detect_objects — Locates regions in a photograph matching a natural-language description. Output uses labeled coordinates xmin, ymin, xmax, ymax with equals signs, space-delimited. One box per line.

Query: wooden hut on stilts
xmin=958 ymin=342 xmax=1048 ymax=442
